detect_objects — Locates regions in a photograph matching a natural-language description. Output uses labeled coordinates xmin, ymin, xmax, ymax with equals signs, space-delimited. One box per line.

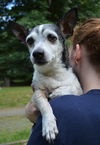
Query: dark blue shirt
xmin=27 ymin=90 xmax=100 ymax=145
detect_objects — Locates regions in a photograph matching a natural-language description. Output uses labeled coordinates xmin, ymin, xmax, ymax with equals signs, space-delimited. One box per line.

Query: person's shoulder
xmin=49 ymin=93 xmax=88 ymax=120
xmin=50 ymin=90 xmax=100 ymax=112
xmin=49 ymin=90 xmax=100 ymax=145
xmin=49 ymin=90 xmax=100 ymax=124
xmin=50 ymin=94 xmax=81 ymax=112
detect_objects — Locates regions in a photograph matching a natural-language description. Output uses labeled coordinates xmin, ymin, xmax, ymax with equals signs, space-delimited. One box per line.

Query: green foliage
xmin=18 ymin=10 xmax=51 ymax=28
xmin=0 ymin=0 xmax=100 ymax=86
xmin=47 ymin=0 xmax=100 ymax=21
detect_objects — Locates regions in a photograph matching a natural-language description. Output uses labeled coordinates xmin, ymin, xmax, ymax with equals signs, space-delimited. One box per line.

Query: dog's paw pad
xmin=42 ymin=116 xmax=58 ymax=142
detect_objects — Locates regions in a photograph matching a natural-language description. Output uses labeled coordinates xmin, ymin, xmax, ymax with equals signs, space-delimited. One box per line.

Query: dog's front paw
xmin=42 ymin=115 xmax=58 ymax=142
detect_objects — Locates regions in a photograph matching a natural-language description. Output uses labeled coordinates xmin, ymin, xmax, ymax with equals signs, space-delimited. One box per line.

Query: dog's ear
xmin=59 ymin=8 xmax=78 ymax=38
xmin=9 ymin=21 xmax=29 ymax=43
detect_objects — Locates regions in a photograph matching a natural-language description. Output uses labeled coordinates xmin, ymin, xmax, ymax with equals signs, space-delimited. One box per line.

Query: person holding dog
xmin=26 ymin=18 xmax=100 ymax=145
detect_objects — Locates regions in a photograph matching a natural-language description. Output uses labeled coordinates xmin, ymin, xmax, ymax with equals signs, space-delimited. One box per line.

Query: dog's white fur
xmin=26 ymin=25 xmax=82 ymax=141
xmin=11 ymin=8 xmax=82 ymax=142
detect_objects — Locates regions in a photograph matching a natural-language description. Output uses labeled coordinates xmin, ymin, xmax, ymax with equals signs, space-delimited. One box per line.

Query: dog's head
xmin=10 ymin=8 xmax=77 ymax=68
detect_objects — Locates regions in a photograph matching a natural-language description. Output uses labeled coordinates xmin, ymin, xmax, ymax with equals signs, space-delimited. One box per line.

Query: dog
xmin=10 ymin=8 xmax=82 ymax=142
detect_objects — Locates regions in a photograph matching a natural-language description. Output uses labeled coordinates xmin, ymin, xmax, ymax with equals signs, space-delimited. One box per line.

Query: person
xmin=26 ymin=18 xmax=100 ymax=145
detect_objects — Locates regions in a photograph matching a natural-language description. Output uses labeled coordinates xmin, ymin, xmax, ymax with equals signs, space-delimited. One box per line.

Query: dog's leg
xmin=32 ymin=89 xmax=58 ymax=142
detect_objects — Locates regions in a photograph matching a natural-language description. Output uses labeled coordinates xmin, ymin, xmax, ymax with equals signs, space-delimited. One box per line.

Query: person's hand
xmin=25 ymin=101 xmax=39 ymax=123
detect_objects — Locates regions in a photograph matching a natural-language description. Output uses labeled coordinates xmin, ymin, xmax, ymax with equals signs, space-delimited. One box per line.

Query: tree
xmin=48 ymin=0 xmax=100 ymax=21
xmin=0 ymin=0 xmax=100 ymax=86
xmin=0 ymin=0 xmax=50 ymax=86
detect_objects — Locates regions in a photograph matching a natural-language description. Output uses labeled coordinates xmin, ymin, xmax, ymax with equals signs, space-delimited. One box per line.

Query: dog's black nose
xmin=33 ymin=49 xmax=44 ymax=59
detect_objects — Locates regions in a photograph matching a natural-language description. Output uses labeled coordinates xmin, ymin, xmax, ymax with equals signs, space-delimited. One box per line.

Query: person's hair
xmin=72 ymin=18 xmax=100 ymax=71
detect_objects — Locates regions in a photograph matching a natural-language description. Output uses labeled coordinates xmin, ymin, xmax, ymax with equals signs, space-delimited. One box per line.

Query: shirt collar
xmin=86 ymin=89 xmax=100 ymax=95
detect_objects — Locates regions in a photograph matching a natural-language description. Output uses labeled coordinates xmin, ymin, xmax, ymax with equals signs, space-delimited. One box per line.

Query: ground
xmin=0 ymin=86 xmax=33 ymax=144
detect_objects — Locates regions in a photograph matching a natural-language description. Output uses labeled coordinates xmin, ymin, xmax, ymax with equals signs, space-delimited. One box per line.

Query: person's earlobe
xmin=74 ymin=44 xmax=81 ymax=64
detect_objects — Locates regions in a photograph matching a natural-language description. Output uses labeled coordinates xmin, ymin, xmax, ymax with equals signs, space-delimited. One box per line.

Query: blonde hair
xmin=72 ymin=18 xmax=100 ymax=71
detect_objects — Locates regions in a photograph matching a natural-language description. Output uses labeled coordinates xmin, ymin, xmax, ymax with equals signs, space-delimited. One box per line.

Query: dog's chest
xmin=32 ymin=70 xmax=64 ymax=91
xmin=32 ymin=68 xmax=82 ymax=97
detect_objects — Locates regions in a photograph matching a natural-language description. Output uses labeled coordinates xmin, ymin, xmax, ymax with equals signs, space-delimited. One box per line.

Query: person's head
xmin=70 ymin=18 xmax=100 ymax=81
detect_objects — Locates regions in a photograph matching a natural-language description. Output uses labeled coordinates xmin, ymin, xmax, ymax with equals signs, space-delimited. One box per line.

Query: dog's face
xmin=10 ymin=8 xmax=78 ymax=68
xmin=26 ymin=24 xmax=64 ymax=65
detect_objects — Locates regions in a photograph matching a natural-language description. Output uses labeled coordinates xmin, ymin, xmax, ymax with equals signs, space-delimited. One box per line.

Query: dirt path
xmin=0 ymin=107 xmax=32 ymax=144
xmin=0 ymin=107 xmax=25 ymax=117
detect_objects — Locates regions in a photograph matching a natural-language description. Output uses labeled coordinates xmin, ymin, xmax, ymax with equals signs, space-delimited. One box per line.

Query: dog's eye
xmin=47 ymin=34 xmax=57 ymax=43
xmin=26 ymin=37 xmax=34 ymax=46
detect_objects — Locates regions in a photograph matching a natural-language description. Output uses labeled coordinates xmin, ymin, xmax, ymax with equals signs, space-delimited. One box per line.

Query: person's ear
xmin=74 ymin=44 xmax=81 ymax=64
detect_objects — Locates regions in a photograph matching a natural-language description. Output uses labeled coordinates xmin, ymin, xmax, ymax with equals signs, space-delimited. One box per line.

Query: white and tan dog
xmin=10 ymin=8 xmax=82 ymax=142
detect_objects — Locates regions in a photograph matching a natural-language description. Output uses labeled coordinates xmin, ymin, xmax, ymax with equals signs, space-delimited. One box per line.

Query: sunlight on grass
xmin=0 ymin=86 xmax=33 ymax=109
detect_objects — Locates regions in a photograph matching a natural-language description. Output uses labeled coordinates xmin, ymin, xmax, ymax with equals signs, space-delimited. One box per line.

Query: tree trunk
xmin=4 ymin=77 xmax=10 ymax=87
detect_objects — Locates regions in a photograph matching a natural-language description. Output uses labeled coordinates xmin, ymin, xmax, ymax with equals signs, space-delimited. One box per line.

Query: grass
xmin=0 ymin=86 xmax=33 ymax=144
xmin=0 ymin=115 xmax=33 ymax=144
xmin=0 ymin=86 xmax=33 ymax=109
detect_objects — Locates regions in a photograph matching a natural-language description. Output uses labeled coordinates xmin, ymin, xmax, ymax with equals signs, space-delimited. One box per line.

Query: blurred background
xmin=0 ymin=0 xmax=100 ymax=144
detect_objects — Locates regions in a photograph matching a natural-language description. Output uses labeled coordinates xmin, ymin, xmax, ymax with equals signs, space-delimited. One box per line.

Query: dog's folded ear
xmin=9 ymin=21 xmax=29 ymax=43
xmin=59 ymin=8 xmax=78 ymax=38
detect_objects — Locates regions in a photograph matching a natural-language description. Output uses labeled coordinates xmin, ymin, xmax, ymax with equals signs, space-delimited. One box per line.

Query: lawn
xmin=0 ymin=86 xmax=33 ymax=109
xmin=0 ymin=115 xmax=32 ymax=144
xmin=0 ymin=86 xmax=33 ymax=144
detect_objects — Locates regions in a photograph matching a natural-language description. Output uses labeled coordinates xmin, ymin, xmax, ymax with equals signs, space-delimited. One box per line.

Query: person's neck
xmin=79 ymin=66 xmax=100 ymax=94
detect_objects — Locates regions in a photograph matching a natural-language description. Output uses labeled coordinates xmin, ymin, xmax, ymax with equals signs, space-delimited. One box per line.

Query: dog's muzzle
xmin=33 ymin=49 xmax=48 ymax=65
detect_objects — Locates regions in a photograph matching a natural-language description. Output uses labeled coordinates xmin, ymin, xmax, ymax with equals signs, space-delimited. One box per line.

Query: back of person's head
xmin=72 ymin=18 xmax=100 ymax=72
